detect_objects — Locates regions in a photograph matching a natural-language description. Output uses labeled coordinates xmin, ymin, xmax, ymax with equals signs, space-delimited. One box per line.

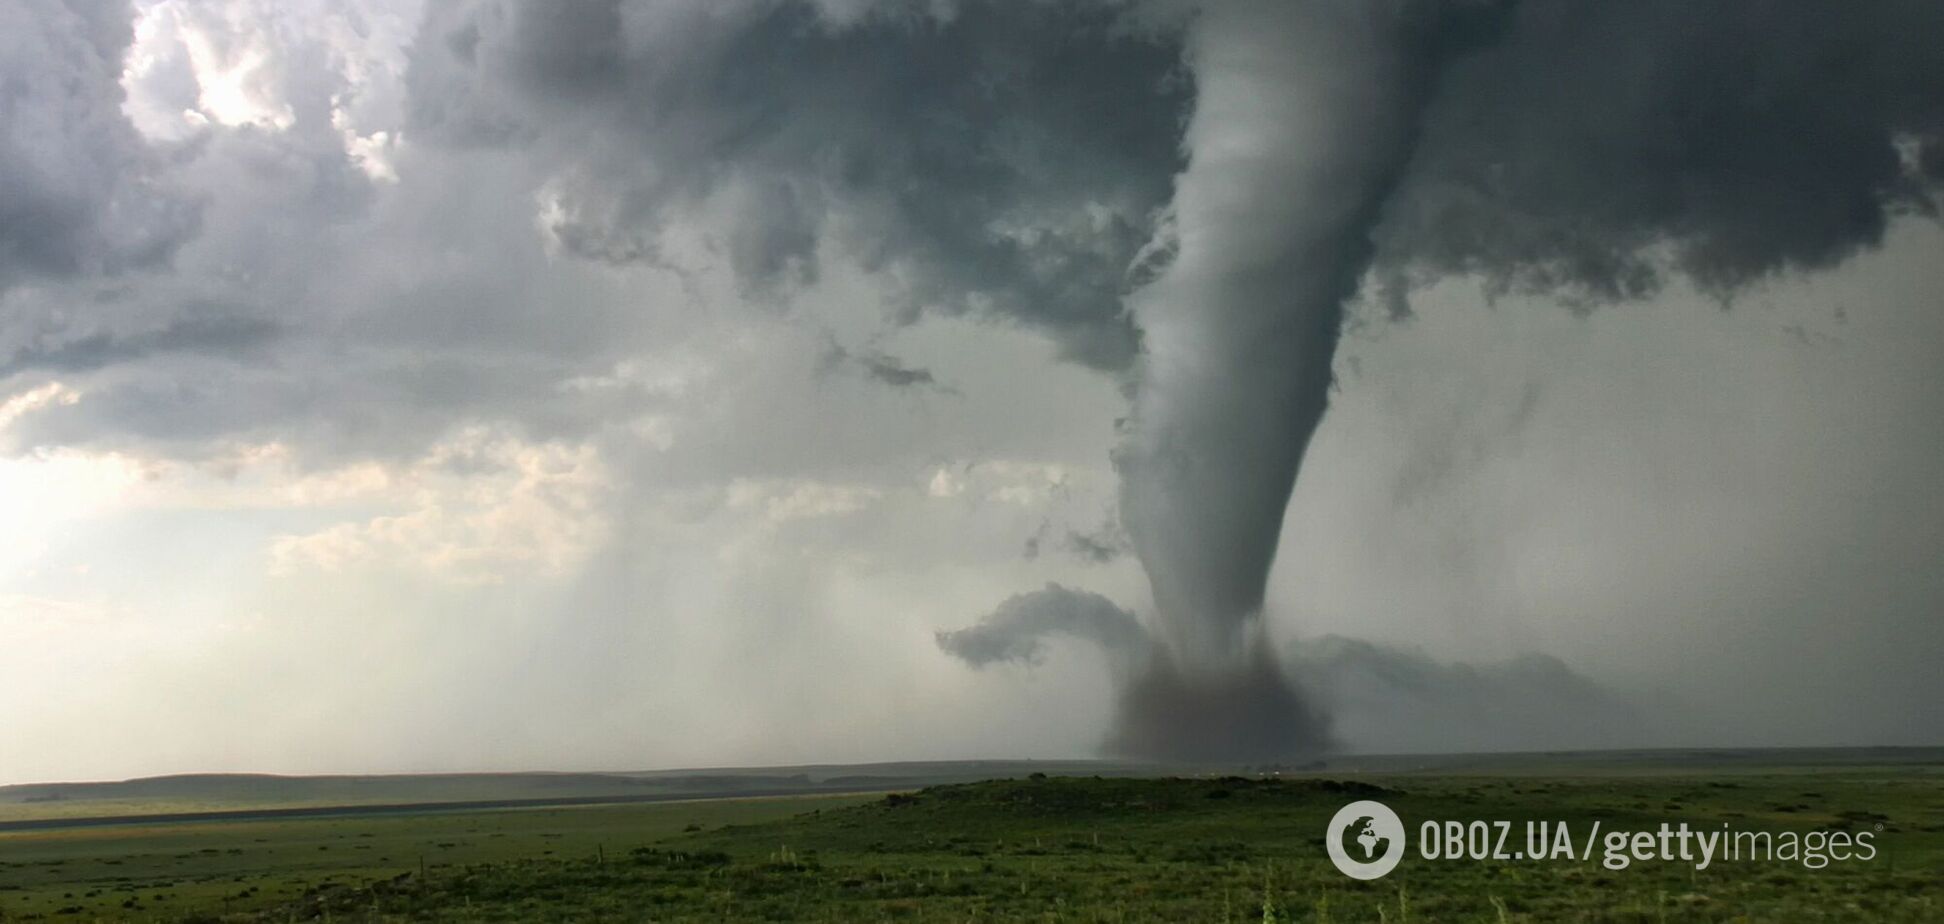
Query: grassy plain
xmin=0 ymin=756 xmax=1938 ymax=921
xmin=0 ymin=795 xmax=873 ymax=921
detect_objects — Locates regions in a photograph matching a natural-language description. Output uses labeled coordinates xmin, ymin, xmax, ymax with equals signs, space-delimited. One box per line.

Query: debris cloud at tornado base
xmin=937 ymin=586 xmax=1645 ymax=762
xmin=937 ymin=584 xmax=1328 ymax=763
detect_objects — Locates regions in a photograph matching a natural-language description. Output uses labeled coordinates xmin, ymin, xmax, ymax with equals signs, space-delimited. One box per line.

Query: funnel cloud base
xmin=1105 ymin=647 xmax=1331 ymax=765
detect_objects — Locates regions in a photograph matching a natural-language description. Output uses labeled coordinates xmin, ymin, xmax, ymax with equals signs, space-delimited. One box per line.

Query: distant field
xmin=0 ymin=794 xmax=876 ymax=921
xmin=0 ymin=761 xmax=1139 ymax=824
xmin=0 ymin=774 xmax=857 ymax=824
xmin=0 ymin=753 xmax=1939 ymax=921
xmin=9 ymin=750 xmax=1932 ymax=823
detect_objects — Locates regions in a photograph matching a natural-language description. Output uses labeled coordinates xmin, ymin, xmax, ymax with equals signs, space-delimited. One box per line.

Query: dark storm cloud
xmin=1021 ymin=513 xmax=1129 ymax=564
xmin=935 ymin=584 xmax=1150 ymax=676
xmin=9 ymin=0 xmax=1938 ymax=461
xmin=1375 ymin=0 xmax=1944 ymax=307
xmin=406 ymin=0 xmax=1192 ymax=370
xmin=0 ymin=0 xmax=199 ymax=291
xmin=852 ymin=352 xmax=936 ymax=391
xmin=1062 ymin=527 xmax=1125 ymax=565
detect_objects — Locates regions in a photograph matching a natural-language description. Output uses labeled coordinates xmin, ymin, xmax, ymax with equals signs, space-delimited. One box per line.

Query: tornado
xmin=1098 ymin=0 xmax=1457 ymax=759
xmin=941 ymin=0 xmax=1492 ymax=761
xmin=928 ymin=0 xmax=1484 ymax=761
xmin=1120 ymin=0 xmax=1422 ymax=668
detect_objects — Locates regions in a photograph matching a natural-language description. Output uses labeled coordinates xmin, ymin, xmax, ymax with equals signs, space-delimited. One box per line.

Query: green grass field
xmin=1 ymin=760 xmax=1939 ymax=921
xmin=0 ymin=795 xmax=874 ymax=922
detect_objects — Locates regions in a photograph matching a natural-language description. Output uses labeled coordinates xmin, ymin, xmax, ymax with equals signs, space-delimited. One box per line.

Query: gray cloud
xmin=852 ymin=353 xmax=937 ymax=391
xmin=935 ymin=584 xmax=1150 ymax=677
xmin=9 ymin=0 xmax=1939 ymax=465
xmin=406 ymin=0 xmax=1191 ymax=371
xmin=1062 ymin=525 xmax=1126 ymax=565
xmin=819 ymin=339 xmax=946 ymax=392
xmin=1021 ymin=513 xmax=1129 ymax=565
xmin=0 ymin=314 xmax=279 ymax=380
xmin=1289 ymin=636 xmax=1645 ymax=755
xmin=1375 ymin=0 xmax=1944 ymax=307
xmin=0 ymin=0 xmax=200 ymax=291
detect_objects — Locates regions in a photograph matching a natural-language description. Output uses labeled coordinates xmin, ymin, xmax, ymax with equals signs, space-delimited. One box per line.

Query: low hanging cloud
xmin=936 ymin=584 xmax=1636 ymax=759
xmin=818 ymin=339 xmax=949 ymax=393
xmin=1020 ymin=514 xmax=1127 ymax=564
xmin=935 ymin=584 xmax=1151 ymax=678
xmin=1288 ymin=637 xmax=1646 ymax=755
xmin=1061 ymin=523 xmax=1127 ymax=565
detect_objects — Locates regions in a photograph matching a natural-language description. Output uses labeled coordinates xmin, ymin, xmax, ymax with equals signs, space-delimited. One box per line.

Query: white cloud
xmin=268 ymin=429 xmax=612 ymax=584
xmin=0 ymin=382 xmax=81 ymax=430
xmin=726 ymin=478 xmax=884 ymax=525
xmin=926 ymin=467 xmax=964 ymax=498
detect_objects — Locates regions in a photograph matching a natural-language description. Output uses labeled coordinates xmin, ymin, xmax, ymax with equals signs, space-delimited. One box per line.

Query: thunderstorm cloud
xmin=0 ymin=0 xmax=1940 ymax=781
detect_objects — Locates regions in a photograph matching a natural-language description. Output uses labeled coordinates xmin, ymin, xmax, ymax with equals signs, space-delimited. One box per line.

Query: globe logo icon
xmin=1349 ymin=816 xmax=1386 ymax=860
xmin=1326 ymin=800 xmax=1405 ymax=879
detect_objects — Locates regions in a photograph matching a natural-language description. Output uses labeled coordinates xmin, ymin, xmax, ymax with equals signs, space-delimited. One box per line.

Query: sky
xmin=2 ymin=0 xmax=1941 ymax=783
